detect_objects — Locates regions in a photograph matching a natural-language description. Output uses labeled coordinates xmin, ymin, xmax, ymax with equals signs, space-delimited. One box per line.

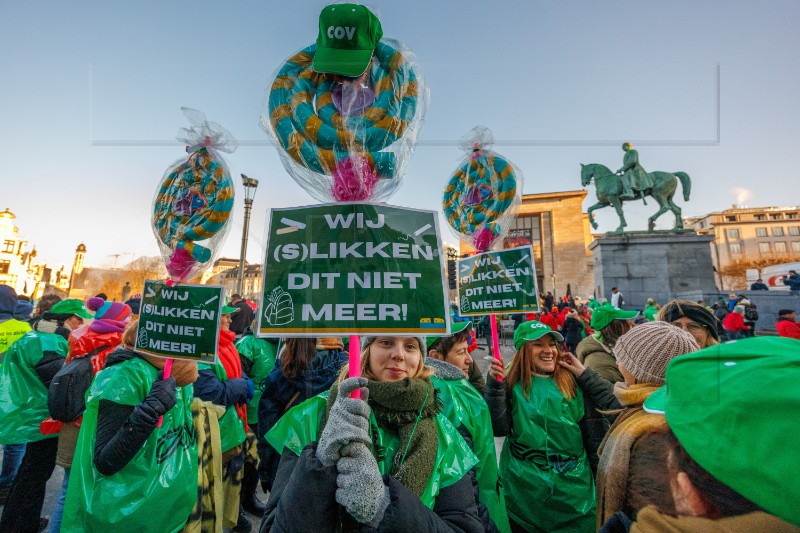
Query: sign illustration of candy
xmin=261 ymin=4 xmax=427 ymax=203
xmin=152 ymin=108 xmax=237 ymax=281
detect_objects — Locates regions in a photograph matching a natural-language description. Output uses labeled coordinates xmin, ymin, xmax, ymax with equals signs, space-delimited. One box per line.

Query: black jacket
xmin=562 ymin=316 xmax=584 ymax=345
xmin=230 ymin=300 xmax=255 ymax=335
xmin=259 ymin=444 xmax=482 ymax=533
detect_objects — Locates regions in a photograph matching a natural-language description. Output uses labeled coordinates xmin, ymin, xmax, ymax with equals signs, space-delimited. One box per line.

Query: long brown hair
xmin=280 ymin=338 xmax=317 ymax=379
xmin=506 ymin=334 xmax=576 ymax=400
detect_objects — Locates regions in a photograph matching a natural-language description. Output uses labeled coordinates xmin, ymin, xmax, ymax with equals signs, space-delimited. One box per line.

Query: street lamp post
xmin=237 ymin=174 xmax=259 ymax=296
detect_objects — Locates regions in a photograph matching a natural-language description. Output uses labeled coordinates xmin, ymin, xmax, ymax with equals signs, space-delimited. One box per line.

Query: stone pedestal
xmin=589 ymin=232 xmax=717 ymax=310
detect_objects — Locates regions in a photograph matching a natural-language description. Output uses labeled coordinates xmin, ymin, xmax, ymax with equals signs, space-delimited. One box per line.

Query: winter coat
xmin=575 ymin=367 xmax=620 ymax=474
xmin=776 ymin=318 xmax=800 ymax=340
xmin=563 ymin=317 xmax=585 ymax=346
xmin=256 ymin=348 xmax=347 ymax=490
xmin=642 ymin=305 xmax=658 ymax=322
xmin=783 ymin=274 xmax=800 ymax=291
xmin=260 ymin=392 xmax=482 ymax=532
xmin=722 ymin=312 xmax=749 ymax=333
xmin=576 ymin=335 xmax=625 ymax=384
xmin=540 ymin=312 xmax=558 ymax=330
xmin=629 ymin=505 xmax=800 ymax=533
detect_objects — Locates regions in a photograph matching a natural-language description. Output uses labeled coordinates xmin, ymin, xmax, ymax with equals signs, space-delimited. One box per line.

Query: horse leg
xmin=648 ymin=201 xmax=670 ymax=231
xmin=586 ymin=201 xmax=607 ymax=230
xmin=610 ymin=198 xmax=627 ymax=233
xmin=670 ymin=199 xmax=683 ymax=229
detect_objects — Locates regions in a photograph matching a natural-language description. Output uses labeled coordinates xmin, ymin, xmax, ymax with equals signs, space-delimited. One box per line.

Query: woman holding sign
xmin=486 ymin=321 xmax=595 ymax=533
xmin=61 ymin=321 xmax=199 ymax=532
xmin=260 ymin=335 xmax=483 ymax=532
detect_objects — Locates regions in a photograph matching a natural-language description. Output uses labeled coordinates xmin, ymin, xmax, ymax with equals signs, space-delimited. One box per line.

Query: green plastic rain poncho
xmin=432 ymin=373 xmax=511 ymax=533
xmin=234 ymin=335 xmax=277 ymax=425
xmin=266 ymin=391 xmax=478 ymax=509
xmin=198 ymin=361 xmax=246 ymax=452
xmin=0 ymin=331 xmax=67 ymax=444
xmin=501 ymin=378 xmax=595 ymax=532
xmin=61 ymin=356 xmax=197 ymax=533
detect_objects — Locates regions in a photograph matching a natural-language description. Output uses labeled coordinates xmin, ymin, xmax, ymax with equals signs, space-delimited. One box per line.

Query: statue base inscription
xmin=589 ymin=231 xmax=717 ymax=310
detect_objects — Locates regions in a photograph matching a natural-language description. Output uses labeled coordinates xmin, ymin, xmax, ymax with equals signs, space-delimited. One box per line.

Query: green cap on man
xmin=313 ymin=3 xmax=383 ymax=77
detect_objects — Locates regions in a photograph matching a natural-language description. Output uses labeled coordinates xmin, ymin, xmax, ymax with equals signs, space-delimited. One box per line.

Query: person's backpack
xmin=47 ymin=345 xmax=109 ymax=422
xmin=744 ymin=306 xmax=759 ymax=322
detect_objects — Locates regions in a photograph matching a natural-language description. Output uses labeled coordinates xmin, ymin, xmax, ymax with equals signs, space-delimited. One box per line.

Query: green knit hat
xmin=644 ymin=337 xmax=800 ymax=527
xmin=590 ymin=302 xmax=639 ymax=330
xmin=313 ymin=3 xmax=383 ymax=77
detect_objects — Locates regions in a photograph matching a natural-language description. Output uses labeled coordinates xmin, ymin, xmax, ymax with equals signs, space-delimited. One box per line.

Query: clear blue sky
xmin=2 ymin=0 xmax=799 ymax=270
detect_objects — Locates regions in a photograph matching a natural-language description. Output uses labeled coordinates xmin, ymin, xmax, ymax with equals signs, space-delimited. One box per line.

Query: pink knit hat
xmin=86 ymin=297 xmax=132 ymax=334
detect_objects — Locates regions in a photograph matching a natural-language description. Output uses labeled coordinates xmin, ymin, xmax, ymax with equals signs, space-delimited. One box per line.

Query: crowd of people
xmin=1 ymin=283 xmax=799 ymax=532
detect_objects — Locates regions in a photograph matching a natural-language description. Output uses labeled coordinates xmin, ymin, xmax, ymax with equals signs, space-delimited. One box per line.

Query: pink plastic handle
xmin=156 ymin=358 xmax=173 ymax=428
xmin=348 ymin=335 xmax=362 ymax=399
xmin=490 ymin=315 xmax=503 ymax=382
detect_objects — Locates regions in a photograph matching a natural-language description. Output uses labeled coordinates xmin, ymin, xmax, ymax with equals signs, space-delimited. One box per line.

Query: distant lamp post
xmin=237 ymin=174 xmax=259 ymax=296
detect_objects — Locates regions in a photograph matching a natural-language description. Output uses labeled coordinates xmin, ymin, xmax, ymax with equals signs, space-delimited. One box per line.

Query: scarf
xmin=218 ymin=329 xmax=247 ymax=429
xmin=324 ymin=377 xmax=441 ymax=498
xmin=596 ymin=382 xmax=667 ymax=528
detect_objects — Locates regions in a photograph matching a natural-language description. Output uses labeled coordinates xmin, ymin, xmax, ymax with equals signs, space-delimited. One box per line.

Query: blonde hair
xmin=337 ymin=338 xmax=434 ymax=382
xmin=506 ymin=334 xmax=576 ymax=401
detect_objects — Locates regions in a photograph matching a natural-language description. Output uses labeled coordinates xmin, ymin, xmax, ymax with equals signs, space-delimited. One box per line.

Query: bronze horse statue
xmin=580 ymin=163 xmax=691 ymax=233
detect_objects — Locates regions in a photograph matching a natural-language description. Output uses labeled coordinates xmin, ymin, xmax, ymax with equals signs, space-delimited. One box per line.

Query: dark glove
xmin=316 ymin=377 xmax=371 ymax=466
xmin=132 ymin=377 xmax=177 ymax=426
xmin=225 ymin=454 xmax=244 ymax=478
xmin=244 ymin=378 xmax=255 ymax=403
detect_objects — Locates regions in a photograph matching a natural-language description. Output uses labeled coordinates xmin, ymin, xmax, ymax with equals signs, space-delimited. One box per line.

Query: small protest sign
xmin=135 ymin=280 xmax=222 ymax=362
xmin=457 ymin=245 xmax=539 ymax=316
xmin=258 ymin=203 xmax=449 ymax=336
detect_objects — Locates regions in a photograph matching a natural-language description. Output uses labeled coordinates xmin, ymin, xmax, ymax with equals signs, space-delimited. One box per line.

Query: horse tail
xmin=675 ymin=172 xmax=691 ymax=201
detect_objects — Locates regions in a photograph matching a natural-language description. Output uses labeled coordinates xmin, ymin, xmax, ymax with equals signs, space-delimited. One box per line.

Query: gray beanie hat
xmin=361 ymin=336 xmax=427 ymax=353
xmin=614 ymin=321 xmax=700 ymax=385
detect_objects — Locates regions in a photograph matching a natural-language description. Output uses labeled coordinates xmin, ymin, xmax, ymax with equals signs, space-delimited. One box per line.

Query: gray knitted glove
xmin=316 ymin=377 xmax=371 ymax=467
xmin=335 ymin=442 xmax=390 ymax=526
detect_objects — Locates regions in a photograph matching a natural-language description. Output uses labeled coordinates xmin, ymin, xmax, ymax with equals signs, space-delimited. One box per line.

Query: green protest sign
xmin=257 ymin=203 xmax=449 ymax=336
xmin=135 ymin=280 xmax=222 ymax=362
xmin=457 ymin=246 xmax=539 ymax=316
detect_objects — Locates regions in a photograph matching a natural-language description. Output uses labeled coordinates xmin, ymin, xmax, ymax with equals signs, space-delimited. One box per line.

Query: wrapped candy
xmin=261 ymin=4 xmax=427 ymax=203
xmin=442 ymin=126 xmax=523 ymax=252
xmin=152 ymin=108 xmax=236 ymax=281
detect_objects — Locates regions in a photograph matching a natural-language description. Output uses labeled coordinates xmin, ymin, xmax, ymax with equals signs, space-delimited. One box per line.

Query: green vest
xmin=0 ymin=330 xmax=66 ymax=444
xmin=235 ymin=336 xmax=277 ymax=424
xmin=500 ymin=378 xmax=595 ymax=533
xmin=432 ymin=375 xmax=510 ymax=533
xmin=198 ymin=361 xmax=246 ymax=452
xmin=266 ymin=391 xmax=478 ymax=510
xmin=0 ymin=318 xmax=31 ymax=361
xmin=61 ymin=357 xmax=197 ymax=533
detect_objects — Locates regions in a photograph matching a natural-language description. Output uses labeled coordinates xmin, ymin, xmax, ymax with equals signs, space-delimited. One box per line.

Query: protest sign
xmin=135 ymin=280 xmax=222 ymax=362
xmin=457 ymin=245 xmax=539 ymax=316
xmin=258 ymin=203 xmax=449 ymax=336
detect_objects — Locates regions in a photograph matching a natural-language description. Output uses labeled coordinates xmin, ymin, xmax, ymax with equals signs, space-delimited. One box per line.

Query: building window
xmin=0 ymin=260 xmax=10 ymax=274
xmin=788 ymin=213 xmax=798 ymax=220
xmin=759 ymin=242 xmax=771 ymax=253
xmin=775 ymin=242 xmax=787 ymax=253
xmin=754 ymin=214 xmax=766 ymax=221
xmin=2 ymin=240 xmax=14 ymax=253
xmin=793 ymin=242 xmax=800 ymax=253
xmin=790 ymin=226 xmax=800 ymax=236
xmin=729 ymin=243 xmax=742 ymax=254
xmin=773 ymin=227 xmax=785 ymax=237
xmin=756 ymin=227 xmax=768 ymax=237
xmin=770 ymin=213 xmax=783 ymax=220
xmin=726 ymin=229 xmax=740 ymax=240
xmin=725 ymin=215 xmax=737 ymax=222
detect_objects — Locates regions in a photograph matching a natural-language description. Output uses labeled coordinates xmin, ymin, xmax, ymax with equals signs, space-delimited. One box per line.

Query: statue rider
xmin=616 ymin=142 xmax=654 ymax=200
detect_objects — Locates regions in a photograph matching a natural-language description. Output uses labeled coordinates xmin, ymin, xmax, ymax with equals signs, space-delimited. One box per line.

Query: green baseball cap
xmin=644 ymin=337 xmax=800 ymax=527
xmin=50 ymin=299 xmax=93 ymax=319
xmin=590 ymin=303 xmax=638 ymax=331
xmin=313 ymin=3 xmax=383 ymax=77
xmin=513 ymin=320 xmax=564 ymax=350
xmin=426 ymin=321 xmax=472 ymax=350
xmin=221 ymin=305 xmax=239 ymax=315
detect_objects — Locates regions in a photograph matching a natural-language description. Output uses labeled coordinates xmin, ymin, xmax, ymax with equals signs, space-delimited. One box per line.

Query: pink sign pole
xmin=490 ymin=315 xmax=503 ymax=382
xmin=156 ymin=358 xmax=173 ymax=428
xmin=348 ymin=335 xmax=362 ymax=399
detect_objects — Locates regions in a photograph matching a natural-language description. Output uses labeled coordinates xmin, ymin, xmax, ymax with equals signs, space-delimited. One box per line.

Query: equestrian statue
xmin=580 ymin=142 xmax=691 ymax=233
